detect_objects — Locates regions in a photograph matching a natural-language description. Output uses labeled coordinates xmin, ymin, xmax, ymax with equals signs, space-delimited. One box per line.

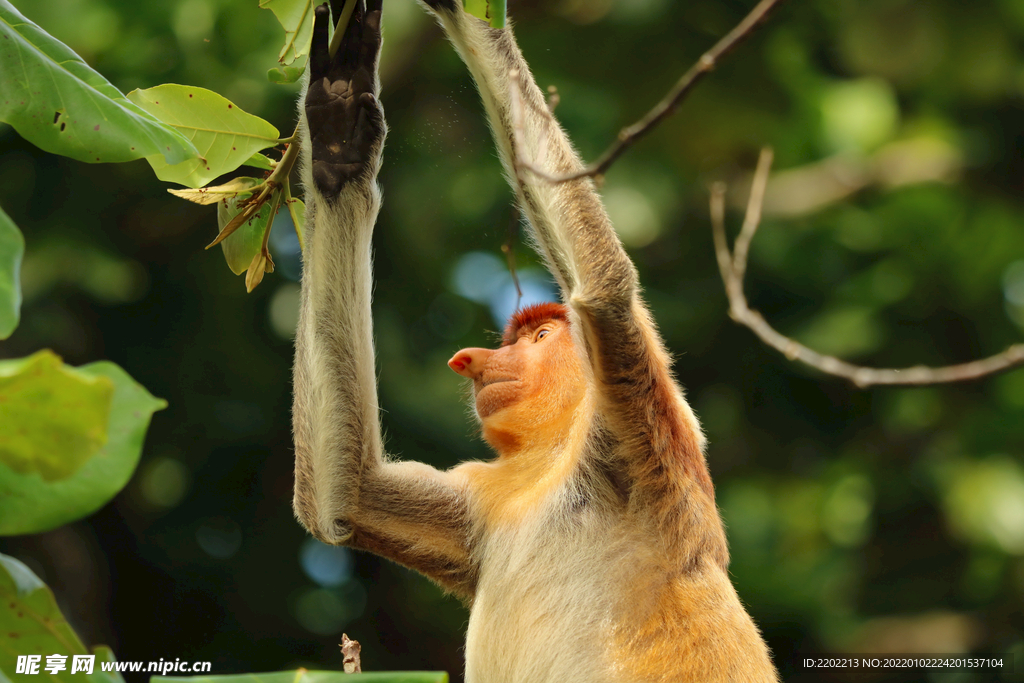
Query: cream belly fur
xmin=466 ymin=509 xmax=623 ymax=683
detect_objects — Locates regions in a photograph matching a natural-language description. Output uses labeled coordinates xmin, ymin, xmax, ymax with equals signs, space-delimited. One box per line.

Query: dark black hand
xmin=306 ymin=0 xmax=384 ymax=197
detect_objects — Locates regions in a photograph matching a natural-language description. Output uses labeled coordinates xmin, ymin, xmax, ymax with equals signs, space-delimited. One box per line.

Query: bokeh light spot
xmin=196 ymin=518 xmax=242 ymax=559
xmin=300 ymin=538 xmax=353 ymax=588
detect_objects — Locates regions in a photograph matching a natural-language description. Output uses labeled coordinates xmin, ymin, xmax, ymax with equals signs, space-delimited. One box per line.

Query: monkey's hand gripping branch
xmin=293 ymin=1 xmax=476 ymax=598
xmin=305 ymin=1 xmax=385 ymax=198
xmin=292 ymin=0 xmax=385 ymax=544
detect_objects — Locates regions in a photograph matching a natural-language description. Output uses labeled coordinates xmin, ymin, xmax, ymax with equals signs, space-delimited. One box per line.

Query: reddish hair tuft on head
xmin=502 ymin=302 xmax=569 ymax=346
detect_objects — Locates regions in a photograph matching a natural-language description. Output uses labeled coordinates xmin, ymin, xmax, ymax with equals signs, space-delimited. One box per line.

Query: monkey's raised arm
xmin=421 ymin=2 xmax=718 ymax=544
xmin=292 ymin=1 xmax=477 ymax=599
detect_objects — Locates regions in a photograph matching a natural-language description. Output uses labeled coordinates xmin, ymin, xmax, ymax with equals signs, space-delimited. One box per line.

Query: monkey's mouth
xmin=480 ymin=377 xmax=515 ymax=389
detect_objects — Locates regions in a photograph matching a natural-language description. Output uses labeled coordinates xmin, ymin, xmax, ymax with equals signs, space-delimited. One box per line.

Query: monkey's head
xmin=448 ymin=303 xmax=587 ymax=451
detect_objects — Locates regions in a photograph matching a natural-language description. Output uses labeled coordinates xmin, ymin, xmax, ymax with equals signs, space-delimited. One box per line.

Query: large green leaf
xmin=259 ymin=0 xmax=315 ymax=65
xmin=0 ymin=205 xmax=23 ymax=339
xmin=127 ymin=85 xmax=281 ymax=188
xmin=215 ymin=179 xmax=275 ymax=276
xmin=0 ymin=360 xmax=166 ymax=536
xmin=0 ymin=554 xmax=126 ymax=683
xmin=0 ymin=351 xmax=113 ymax=482
xmin=155 ymin=671 xmax=447 ymax=683
xmin=0 ymin=1 xmax=197 ymax=165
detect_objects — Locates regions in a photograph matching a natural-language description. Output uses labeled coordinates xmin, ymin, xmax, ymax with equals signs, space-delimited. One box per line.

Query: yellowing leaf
xmin=245 ymin=249 xmax=275 ymax=293
xmin=128 ymin=85 xmax=281 ymax=188
xmin=169 ymin=177 xmax=265 ymax=206
xmin=0 ymin=350 xmax=113 ymax=482
xmin=0 ymin=360 xmax=166 ymax=535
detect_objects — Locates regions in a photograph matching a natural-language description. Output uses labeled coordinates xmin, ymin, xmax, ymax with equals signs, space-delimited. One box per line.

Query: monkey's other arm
xmin=292 ymin=0 xmax=476 ymax=599
xmin=417 ymin=9 xmax=779 ymax=681
xmin=419 ymin=1 xmax=725 ymax=566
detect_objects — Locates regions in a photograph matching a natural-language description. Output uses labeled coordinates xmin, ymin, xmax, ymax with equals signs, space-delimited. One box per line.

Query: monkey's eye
xmin=535 ymin=328 xmax=551 ymax=341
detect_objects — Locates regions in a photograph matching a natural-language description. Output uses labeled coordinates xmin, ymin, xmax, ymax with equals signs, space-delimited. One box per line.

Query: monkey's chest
xmin=464 ymin=517 xmax=628 ymax=683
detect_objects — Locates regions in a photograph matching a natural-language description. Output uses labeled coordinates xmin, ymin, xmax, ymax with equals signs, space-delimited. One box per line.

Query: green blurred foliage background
xmin=2 ymin=0 xmax=1024 ymax=680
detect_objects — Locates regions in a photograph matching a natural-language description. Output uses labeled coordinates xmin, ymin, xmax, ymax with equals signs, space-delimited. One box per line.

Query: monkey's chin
xmin=474 ymin=380 xmax=520 ymax=420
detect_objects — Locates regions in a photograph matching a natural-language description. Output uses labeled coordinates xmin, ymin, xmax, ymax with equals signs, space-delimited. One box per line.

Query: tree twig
xmin=711 ymin=148 xmax=1024 ymax=387
xmin=340 ymin=633 xmax=361 ymax=674
xmin=513 ymin=0 xmax=787 ymax=184
xmin=502 ymin=206 xmax=523 ymax=309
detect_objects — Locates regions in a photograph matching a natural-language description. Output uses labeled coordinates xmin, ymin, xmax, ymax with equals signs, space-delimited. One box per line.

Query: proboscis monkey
xmin=292 ymin=0 xmax=779 ymax=680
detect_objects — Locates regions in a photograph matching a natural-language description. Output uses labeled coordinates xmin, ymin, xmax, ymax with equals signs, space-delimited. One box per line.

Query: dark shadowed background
xmin=2 ymin=0 xmax=1024 ymax=681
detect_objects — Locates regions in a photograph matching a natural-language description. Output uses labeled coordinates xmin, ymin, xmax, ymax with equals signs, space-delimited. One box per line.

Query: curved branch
xmin=711 ymin=148 xmax=1024 ymax=388
xmin=515 ymin=0 xmax=787 ymax=184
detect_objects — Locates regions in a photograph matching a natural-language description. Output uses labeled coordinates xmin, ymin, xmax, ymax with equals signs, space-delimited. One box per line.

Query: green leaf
xmin=0 ymin=1 xmax=198 ymax=165
xmin=0 ymin=360 xmax=167 ymax=536
xmin=154 ymin=671 xmax=447 ymax=683
xmin=0 ymin=350 xmax=114 ymax=482
xmin=487 ymin=0 xmax=506 ymax=28
xmin=464 ymin=0 xmax=488 ymax=22
xmin=463 ymin=0 xmax=505 ymax=28
xmin=259 ymin=0 xmax=315 ymax=65
xmin=127 ymin=85 xmax=281 ymax=188
xmin=0 ymin=205 xmax=23 ymax=339
xmin=0 ymin=554 xmax=126 ymax=683
xmin=216 ymin=179 xmax=275 ymax=275
xmin=268 ymin=64 xmax=306 ymax=84
xmin=245 ymin=152 xmax=277 ymax=171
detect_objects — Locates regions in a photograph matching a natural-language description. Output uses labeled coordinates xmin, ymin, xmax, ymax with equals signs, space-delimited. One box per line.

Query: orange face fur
xmin=448 ymin=303 xmax=585 ymax=454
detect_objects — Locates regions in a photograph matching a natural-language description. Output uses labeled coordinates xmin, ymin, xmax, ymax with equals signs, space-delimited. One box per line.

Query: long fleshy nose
xmin=448 ymin=347 xmax=492 ymax=379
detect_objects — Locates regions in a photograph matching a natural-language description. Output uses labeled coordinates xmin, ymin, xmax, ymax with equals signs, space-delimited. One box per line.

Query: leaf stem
xmin=328 ymin=0 xmax=357 ymax=59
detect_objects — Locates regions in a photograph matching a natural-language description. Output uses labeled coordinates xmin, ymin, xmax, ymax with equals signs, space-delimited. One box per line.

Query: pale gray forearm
xmin=292 ymin=169 xmax=384 ymax=543
xmin=431 ymin=10 xmax=638 ymax=308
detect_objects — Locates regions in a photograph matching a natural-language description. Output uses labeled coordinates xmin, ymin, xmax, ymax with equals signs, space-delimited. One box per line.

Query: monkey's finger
xmin=356 ymin=92 xmax=384 ymax=142
xmin=361 ymin=6 xmax=382 ymax=60
xmin=310 ymin=3 xmax=332 ymax=82
xmin=341 ymin=0 xmax=366 ymax=67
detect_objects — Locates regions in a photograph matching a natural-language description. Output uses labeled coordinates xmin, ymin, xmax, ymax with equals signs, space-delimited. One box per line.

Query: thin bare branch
xmin=513 ymin=0 xmax=787 ymax=184
xmin=711 ymin=148 xmax=1024 ymax=387
xmin=732 ymin=147 xmax=774 ymax=281
xmin=502 ymin=206 xmax=523 ymax=309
